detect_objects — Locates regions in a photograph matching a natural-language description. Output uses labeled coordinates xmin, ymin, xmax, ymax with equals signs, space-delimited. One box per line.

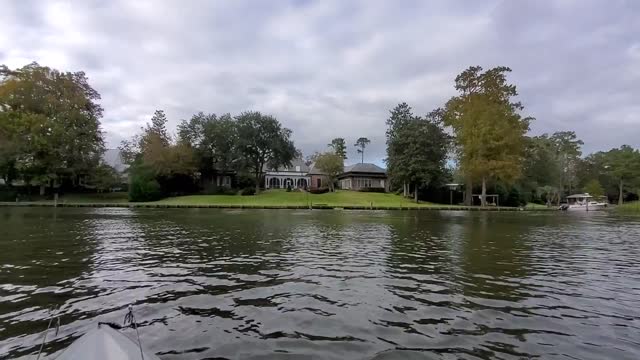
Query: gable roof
xmin=265 ymin=158 xmax=310 ymax=173
xmin=342 ymin=163 xmax=386 ymax=174
xmin=307 ymin=162 xmax=326 ymax=175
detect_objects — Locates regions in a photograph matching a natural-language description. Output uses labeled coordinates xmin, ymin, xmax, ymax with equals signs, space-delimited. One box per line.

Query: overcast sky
xmin=2 ymin=0 xmax=639 ymax=164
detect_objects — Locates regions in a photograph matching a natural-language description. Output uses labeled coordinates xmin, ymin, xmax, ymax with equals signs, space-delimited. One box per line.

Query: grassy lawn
xmin=525 ymin=202 xmax=550 ymax=209
xmin=156 ymin=190 xmax=438 ymax=207
xmin=617 ymin=201 xmax=640 ymax=213
xmin=6 ymin=190 xmax=552 ymax=210
xmin=57 ymin=192 xmax=130 ymax=203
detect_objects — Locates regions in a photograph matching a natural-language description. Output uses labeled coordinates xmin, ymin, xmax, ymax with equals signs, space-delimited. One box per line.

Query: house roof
xmin=342 ymin=163 xmax=386 ymax=174
xmin=265 ymin=158 xmax=310 ymax=173
xmin=567 ymin=193 xmax=593 ymax=199
xmin=102 ymin=149 xmax=127 ymax=173
xmin=308 ymin=162 xmax=326 ymax=175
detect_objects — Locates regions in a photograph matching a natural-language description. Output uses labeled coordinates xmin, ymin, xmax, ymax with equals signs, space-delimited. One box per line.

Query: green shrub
xmin=240 ymin=187 xmax=256 ymax=196
xmin=128 ymin=166 xmax=163 ymax=202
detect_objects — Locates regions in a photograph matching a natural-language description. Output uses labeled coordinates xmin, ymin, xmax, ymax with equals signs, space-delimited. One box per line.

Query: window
xmin=356 ymin=178 xmax=371 ymax=188
xmin=296 ymin=165 xmax=300 ymax=172
xmin=317 ymin=178 xmax=321 ymax=188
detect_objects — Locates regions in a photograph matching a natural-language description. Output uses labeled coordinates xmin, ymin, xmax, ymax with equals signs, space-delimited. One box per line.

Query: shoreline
xmin=0 ymin=202 xmax=554 ymax=211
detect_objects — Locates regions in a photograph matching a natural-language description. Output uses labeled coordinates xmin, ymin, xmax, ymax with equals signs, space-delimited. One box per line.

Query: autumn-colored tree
xmin=444 ymin=66 xmax=532 ymax=206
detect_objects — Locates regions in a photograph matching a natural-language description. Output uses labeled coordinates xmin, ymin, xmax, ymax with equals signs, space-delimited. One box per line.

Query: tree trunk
xmin=39 ymin=184 xmax=45 ymax=196
xmin=465 ymin=177 xmax=472 ymax=206
xmin=481 ymin=177 xmax=487 ymax=207
xmin=414 ymin=184 xmax=418 ymax=203
xmin=255 ymin=172 xmax=261 ymax=194
xmin=619 ymin=180 xmax=624 ymax=205
xmin=403 ymin=182 xmax=407 ymax=197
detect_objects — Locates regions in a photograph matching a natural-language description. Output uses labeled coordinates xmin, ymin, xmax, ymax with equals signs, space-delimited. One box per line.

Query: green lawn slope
xmin=616 ymin=201 xmax=640 ymax=213
xmin=156 ymin=189 xmax=436 ymax=207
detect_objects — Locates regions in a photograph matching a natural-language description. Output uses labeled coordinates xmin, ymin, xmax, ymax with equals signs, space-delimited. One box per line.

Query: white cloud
xmin=1 ymin=0 xmax=639 ymax=164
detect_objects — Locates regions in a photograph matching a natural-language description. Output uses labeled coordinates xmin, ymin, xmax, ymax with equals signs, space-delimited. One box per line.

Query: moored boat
xmin=559 ymin=193 xmax=608 ymax=211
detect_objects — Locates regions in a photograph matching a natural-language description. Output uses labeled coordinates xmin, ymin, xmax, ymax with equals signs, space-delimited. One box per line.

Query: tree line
xmin=1 ymin=62 xmax=639 ymax=205
xmin=385 ymin=66 xmax=640 ymax=206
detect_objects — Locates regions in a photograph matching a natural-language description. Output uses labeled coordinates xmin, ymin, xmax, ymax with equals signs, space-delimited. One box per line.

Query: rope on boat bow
xmin=124 ymin=305 xmax=145 ymax=360
xmin=36 ymin=305 xmax=61 ymax=360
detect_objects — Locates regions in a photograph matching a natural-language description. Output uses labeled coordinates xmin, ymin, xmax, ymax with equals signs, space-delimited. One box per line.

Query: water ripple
xmin=0 ymin=208 xmax=639 ymax=359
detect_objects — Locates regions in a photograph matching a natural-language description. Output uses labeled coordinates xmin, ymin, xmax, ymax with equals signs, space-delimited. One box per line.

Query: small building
xmin=338 ymin=163 xmax=387 ymax=191
xmin=264 ymin=158 xmax=310 ymax=189
xmin=308 ymin=163 xmax=329 ymax=190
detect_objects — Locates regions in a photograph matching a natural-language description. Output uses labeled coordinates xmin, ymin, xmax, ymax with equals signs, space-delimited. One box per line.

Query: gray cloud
xmin=1 ymin=0 xmax=638 ymax=164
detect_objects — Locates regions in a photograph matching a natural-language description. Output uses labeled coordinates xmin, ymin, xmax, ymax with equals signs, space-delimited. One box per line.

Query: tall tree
xmin=385 ymin=102 xmax=416 ymax=197
xmin=550 ymin=131 xmax=583 ymax=196
xmin=0 ymin=62 xmax=105 ymax=194
xmin=146 ymin=110 xmax=171 ymax=147
xmin=445 ymin=66 xmax=488 ymax=205
xmin=235 ymin=111 xmax=297 ymax=193
xmin=601 ymin=145 xmax=640 ymax=205
xmin=314 ymin=152 xmax=343 ymax=192
xmin=521 ymin=135 xmax=562 ymax=205
xmin=444 ymin=66 xmax=532 ymax=206
xmin=328 ymin=138 xmax=347 ymax=159
xmin=354 ymin=137 xmax=370 ymax=163
xmin=385 ymin=102 xmax=413 ymax=141
xmin=178 ymin=112 xmax=238 ymax=182
xmin=386 ymin=107 xmax=450 ymax=202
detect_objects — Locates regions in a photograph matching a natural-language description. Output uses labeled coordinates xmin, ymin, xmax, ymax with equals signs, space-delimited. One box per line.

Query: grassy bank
xmin=156 ymin=190 xmax=437 ymax=208
xmin=1 ymin=190 xmax=555 ymax=211
xmin=616 ymin=201 xmax=640 ymax=213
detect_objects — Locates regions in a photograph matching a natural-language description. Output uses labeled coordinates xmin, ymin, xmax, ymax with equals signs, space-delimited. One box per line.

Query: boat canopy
xmin=566 ymin=193 xmax=593 ymax=199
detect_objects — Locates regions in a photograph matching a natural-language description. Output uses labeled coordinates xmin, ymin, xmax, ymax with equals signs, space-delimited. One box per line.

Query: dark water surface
xmin=1 ymin=208 xmax=639 ymax=359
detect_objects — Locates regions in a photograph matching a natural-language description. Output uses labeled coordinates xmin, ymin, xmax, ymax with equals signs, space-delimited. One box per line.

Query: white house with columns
xmin=264 ymin=158 xmax=310 ymax=190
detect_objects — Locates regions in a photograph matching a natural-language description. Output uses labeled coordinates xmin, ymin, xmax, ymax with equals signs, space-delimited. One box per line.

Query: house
xmin=338 ymin=163 xmax=387 ymax=191
xmin=308 ymin=163 xmax=329 ymax=190
xmin=264 ymin=158 xmax=310 ymax=189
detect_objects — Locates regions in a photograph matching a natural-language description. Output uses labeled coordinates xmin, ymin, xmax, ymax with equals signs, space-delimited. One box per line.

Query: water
xmin=1 ymin=208 xmax=639 ymax=360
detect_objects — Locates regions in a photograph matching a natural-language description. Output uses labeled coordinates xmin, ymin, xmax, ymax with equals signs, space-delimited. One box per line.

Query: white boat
xmin=36 ymin=306 xmax=159 ymax=360
xmin=560 ymin=193 xmax=608 ymax=211
xmin=55 ymin=324 xmax=161 ymax=360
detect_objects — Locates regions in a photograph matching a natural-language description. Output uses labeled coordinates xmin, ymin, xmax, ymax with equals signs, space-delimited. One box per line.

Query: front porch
xmin=265 ymin=175 xmax=310 ymax=190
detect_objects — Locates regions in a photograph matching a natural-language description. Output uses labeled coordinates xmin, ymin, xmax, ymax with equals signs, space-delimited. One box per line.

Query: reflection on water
xmin=1 ymin=208 xmax=639 ymax=359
